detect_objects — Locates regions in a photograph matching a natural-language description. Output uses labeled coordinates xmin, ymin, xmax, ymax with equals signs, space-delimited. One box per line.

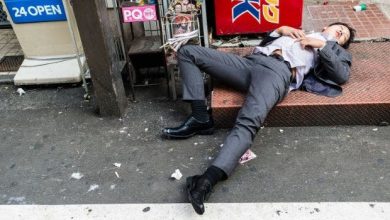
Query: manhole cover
xmin=0 ymin=55 xmax=24 ymax=72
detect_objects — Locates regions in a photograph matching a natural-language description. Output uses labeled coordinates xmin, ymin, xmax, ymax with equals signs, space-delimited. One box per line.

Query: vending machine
xmin=214 ymin=0 xmax=303 ymax=35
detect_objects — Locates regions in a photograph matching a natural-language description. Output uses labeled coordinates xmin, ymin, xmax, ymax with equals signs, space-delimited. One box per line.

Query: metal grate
xmin=0 ymin=55 xmax=24 ymax=72
xmin=0 ymin=2 xmax=10 ymax=27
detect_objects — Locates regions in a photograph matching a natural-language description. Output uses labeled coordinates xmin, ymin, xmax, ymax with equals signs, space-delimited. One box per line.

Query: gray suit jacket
xmin=260 ymin=34 xmax=352 ymax=97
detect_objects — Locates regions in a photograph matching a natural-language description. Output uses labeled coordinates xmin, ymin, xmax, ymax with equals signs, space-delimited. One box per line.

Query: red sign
xmin=214 ymin=0 xmax=303 ymax=35
xmin=122 ymin=5 xmax=157 ymax=23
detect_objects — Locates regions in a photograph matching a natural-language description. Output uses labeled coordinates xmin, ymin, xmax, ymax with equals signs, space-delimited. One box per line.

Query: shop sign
xmin=122 ymin=5 xmax=157 ymax=23
xmin=214 ymin=0 xmax=303 ymax=35
xmin=4 ymin=0 xmax=67 ymax=24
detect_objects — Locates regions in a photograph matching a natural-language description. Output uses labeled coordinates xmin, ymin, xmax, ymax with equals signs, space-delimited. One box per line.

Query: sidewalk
xmin=1 ymin=84 xmax=389 ymax=205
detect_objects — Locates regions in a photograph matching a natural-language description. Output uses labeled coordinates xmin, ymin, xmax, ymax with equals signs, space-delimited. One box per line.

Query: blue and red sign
xmin=4 ymin=0 xmax=67 ymax=24
xmin=214 ymin=0 xmax=303 ymax=35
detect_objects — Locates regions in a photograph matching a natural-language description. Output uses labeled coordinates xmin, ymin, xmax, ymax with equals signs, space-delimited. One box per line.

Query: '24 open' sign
xmin=122 ymin=5 xmax=157 ymax=23
xmin=4 ymin=0 xmax=67 ymax=24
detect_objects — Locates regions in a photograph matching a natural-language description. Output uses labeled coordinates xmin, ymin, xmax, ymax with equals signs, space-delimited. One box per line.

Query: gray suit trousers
xmin=177 ymin=45 xmax=292 ymax=176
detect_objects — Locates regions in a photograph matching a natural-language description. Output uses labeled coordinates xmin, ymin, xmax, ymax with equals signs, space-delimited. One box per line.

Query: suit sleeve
xmin=317 ymin=41 xmax=352 ymax=85
xmin=259 ymin=31 xmax=281 ymax=47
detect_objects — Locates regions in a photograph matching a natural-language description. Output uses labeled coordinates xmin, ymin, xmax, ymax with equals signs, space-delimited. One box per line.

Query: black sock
xmin=201 ymin=166 xmax=227 ymax=187
xmin=191 ymin=100 xmax=209 ymax=122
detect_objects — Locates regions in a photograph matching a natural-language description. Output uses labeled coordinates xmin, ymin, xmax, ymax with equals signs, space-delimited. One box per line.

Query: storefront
xmin=212 ymin=0 xmax=303 ymax=36
xmin=0 ymin=0 xmax=85 ymax=85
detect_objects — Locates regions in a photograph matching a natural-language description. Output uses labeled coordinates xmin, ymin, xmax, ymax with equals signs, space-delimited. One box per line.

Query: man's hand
xmin=277 ymin=26 xmax=305 ymax=39
xmin=296 ymin=37 xmax=326 ymax=49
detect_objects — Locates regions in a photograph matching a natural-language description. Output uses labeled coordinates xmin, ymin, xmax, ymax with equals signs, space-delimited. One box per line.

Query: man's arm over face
xmin=316 ymin=41 xmax=352 ymax=85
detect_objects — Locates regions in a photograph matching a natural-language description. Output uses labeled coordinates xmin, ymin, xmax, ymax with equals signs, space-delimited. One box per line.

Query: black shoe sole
xmin=162 ymin=127 xmax=214 ymax=139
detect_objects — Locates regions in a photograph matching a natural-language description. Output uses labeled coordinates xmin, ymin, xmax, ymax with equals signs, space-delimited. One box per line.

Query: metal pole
xmin=113 ymin=0 xmax=136 ymax=100
xmin=201 ymin=0 xmax=209 ymax=48
xmin=63 ymin=0 xmax=89 ymax=98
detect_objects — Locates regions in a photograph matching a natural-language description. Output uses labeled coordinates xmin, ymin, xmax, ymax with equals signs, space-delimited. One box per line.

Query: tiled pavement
xmin=303 ymin=2 xmax=390 ymax=39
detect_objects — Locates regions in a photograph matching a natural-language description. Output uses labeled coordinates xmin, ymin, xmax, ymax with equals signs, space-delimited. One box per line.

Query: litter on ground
xmin=170 ymin=169 xmax=182 ymax=180
xmin=16 ymin=88 xmax=25 ymax=96
xmin=87 ymin=184 xmax=99 ymax=192
xmin=113 ymin=163 xmax=121 ymax=168
xmin=70 ymin=172 xmax=84 ymax=180
xmin=239 ymin=149 xmax=257 ymax=164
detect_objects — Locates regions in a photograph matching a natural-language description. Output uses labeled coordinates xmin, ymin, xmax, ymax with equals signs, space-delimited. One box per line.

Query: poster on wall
xmin=214 ymin=0 xmax=303 ymax=35
xmin=4 ymin=0 xmax=67 ymax=24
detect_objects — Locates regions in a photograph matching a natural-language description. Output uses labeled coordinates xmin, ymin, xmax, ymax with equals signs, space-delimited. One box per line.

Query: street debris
xmin=373 ymin=128 xmax=378 ymax=131
xmin=7 ymin=196 xmax=26 ymax=204
xmin=194 ymin=142 xmax=198 ymax=146
xmin=379 ymin=121 xmax=389 ymax=126
xmin=115 ymin=171 xmax=120 ymax=178
xmin=208 ymin=156 xmax=214 ymax=160
xmin=170 ymin=169 xmax=182 ymax=180
xmin=16 ymin=88 xmax=25 ymax=96
xmin=87 ymin=184 xmax=99 ymax=192
xmin=110 ymin=184 xmax=116 ymax=190
xmin=70 ymin=172 xmax=84 ymax=180
xmin=113 ymin=163 xmax=121 ymax=168
xmin=119 ymin=127 xmax=128 ymax=134
xmin=279 ymin=129 xmax=284 ymax=133
xmin=220 ymin=144 xmax=224 ymax=148
xmin=239 ymin=149 xmax=257 ymax=164
xmin=145 ymin=128 xmax=149 ymax=132
xmin=143 ymin=207 xmax=151 ymax=212
xmin=353 ymin=3 xmax=367 ymax=12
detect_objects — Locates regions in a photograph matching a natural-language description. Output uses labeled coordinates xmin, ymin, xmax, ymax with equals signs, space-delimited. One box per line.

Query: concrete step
xmin=13 ymin=57 xmax=84 ymax=85
xmin=211 ymin=42 xmax=390 ymax=128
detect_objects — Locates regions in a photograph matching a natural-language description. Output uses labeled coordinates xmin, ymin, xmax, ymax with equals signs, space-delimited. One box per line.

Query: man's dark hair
xmin=328 ymin=22 xmax=356 ymax=49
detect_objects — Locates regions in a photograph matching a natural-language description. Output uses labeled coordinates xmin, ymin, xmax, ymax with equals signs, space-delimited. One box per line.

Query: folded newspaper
xmin=161 ymin=30 xmax=199 ymax=52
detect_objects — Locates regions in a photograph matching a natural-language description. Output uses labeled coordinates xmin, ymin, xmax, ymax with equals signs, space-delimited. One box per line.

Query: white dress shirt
xmin=253 ymin=32 xmax=330 ymax=91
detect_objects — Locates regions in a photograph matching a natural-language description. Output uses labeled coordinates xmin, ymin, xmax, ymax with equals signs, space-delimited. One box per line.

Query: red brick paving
xmin=303 ymin=2 xmax=390 ymax=39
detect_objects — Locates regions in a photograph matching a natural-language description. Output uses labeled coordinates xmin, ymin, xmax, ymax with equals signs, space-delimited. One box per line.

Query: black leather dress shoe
xmin=162 ymin=116 xmax=214 ymax=139
xmin=186 ymin=175 xmax=212 ymax=215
